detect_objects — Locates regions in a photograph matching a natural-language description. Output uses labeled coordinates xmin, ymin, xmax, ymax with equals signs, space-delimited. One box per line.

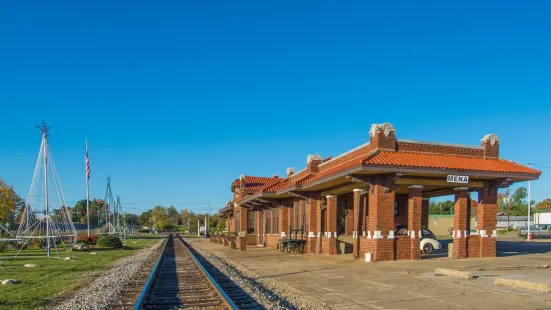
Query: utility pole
xmin=528 ymin=163 xmax=532 ymax=241
xmin=503 ymin=189 xmax=511 ymax=230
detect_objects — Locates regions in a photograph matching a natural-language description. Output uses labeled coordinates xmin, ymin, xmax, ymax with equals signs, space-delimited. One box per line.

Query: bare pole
xmin=40 ymin=121 xmax=51 ymax=257
xmin=528 ymin=163 xmax=532 ymax=241
xmin=85 ymin=139 xmax=90 ymax=237
xmin=197 ymin=219 xmax=200 ymax=236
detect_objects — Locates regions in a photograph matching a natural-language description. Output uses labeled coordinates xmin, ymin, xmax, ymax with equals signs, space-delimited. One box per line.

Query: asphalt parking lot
xmin=190 ymin=237 xmax=551 ymax=310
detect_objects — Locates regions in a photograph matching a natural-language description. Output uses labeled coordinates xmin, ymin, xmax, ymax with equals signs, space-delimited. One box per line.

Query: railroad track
xmin=111 ymin=234 xmax=263 ymax=310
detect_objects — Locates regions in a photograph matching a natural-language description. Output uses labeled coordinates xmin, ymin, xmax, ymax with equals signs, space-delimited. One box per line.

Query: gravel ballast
xmin=189 ymin=241 xmax=331 ymax=310
xmin=55 ymin=239 xmax=164 ymax=310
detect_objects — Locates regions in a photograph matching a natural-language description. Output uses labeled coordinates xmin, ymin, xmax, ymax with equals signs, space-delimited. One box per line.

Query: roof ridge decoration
xmin=481 ymin=134 xmax=500 ymax=146
xmin=369 ymin=122 xmax=396 ymax=137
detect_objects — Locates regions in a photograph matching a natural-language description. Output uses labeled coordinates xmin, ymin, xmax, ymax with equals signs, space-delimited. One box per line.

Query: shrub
xmin=97 ymin=235 xmax=123 ymax=249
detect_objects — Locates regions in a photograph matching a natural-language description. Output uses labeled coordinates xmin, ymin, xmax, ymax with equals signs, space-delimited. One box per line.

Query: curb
xmin=494 ymin=278 xmax=551 ymax=293
xmin=434 ymin=268 xmax=474 ymax=279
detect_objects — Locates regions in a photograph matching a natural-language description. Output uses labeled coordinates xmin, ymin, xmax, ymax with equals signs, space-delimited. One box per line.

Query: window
xmin=265 ymin=210 xmax=270 ymax=234
xmin=235 ymin=211 xmax=240 ymax=232
xmin=247 ymin=211 xmax=255 ymax=234
xmin=394 ymin=201 xmax=399 ymax=216
xmin=301 ymin=200 xmax=306 ymax=232
xmin=295 ymin=202 xmax=300 ymax=231
xmin=272 ymin=208 xmax=279 ymax=234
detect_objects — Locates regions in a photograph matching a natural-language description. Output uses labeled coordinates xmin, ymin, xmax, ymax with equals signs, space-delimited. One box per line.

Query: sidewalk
xmin=189 ymin=238 xmax=551 ymax=310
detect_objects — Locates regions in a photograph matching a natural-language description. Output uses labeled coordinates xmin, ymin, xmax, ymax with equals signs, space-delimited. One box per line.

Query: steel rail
xmin=132 ymin=236 xmax=169 ymax=310
xmin=175 ymin=234 xmax=239 ymax=310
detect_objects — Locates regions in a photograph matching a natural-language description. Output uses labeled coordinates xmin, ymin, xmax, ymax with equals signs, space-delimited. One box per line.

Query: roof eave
xmin=361 ymin=164 xmax=541 ymax=180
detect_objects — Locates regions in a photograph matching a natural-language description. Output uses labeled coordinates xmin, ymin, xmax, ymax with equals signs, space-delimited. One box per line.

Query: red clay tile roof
xmin=235 ymin=176 xmax=282 ymax=192
xmin=262 ymin=178 xmax=291 ymax=192
xmin=300 ymin=151 xmax=540 ymax=187
xmin=363 ymin=152 xmax=540 ymax=175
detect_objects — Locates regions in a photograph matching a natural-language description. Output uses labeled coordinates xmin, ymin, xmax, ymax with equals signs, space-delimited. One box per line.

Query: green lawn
xmin=0 ymin=234 xmax=164 ymax=310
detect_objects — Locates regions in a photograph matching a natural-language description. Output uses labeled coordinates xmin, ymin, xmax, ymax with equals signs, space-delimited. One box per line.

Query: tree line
xmin=428 ymin=186 xmax=542 ymax=216
xmin=137 ymin=206 xmax=225 ymax=232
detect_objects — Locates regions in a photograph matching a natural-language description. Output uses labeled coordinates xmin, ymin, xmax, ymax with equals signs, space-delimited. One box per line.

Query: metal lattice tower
xmin=97 ymin=176 xmax=115 ymax=235
xmin=16 ymin=121 xmax=77 ymax=257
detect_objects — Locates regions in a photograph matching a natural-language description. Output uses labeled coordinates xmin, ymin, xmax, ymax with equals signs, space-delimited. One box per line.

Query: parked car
xmin=518 ymin=224 xmax=551 ymax=238
xmin=395 ymin=225 xmax=442 ymax=254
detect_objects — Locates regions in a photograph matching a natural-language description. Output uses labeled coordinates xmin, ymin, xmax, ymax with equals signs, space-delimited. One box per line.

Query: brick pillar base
xmin=480 ymin=236 xmax=497 ymax=257
xmin=410 ymin=236 xmax=420 ymax=260
xmin=307 ymin=236 xmax=317 ymax=254
xmin=367 ymin=237 xmax=395 ymax=261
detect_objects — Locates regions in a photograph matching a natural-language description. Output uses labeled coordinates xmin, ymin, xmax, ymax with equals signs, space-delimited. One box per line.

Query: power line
xmin=531 ymin=163 xmax=551 ymax=169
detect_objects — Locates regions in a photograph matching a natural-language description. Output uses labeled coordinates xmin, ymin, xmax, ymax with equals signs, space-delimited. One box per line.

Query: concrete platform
xmin=189 ymin=238 xmax=551 ymax=310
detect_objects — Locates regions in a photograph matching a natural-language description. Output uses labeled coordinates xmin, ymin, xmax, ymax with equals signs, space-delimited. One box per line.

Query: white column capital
xmin=353 ymin=188 xmax=364 ymax=192
xmin=408 ymin=185 xmax=423 ymax=189
xmin=326 ymin=195 xmax=337 ymax=199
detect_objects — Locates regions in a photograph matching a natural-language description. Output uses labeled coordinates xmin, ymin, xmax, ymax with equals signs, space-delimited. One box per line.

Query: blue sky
xmin=1 ymin=1 xmax=550 ymax=215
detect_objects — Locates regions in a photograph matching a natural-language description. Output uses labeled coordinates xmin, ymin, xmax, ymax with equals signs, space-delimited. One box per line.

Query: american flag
xmin=85 ymin=139 xmax=90 ymax=179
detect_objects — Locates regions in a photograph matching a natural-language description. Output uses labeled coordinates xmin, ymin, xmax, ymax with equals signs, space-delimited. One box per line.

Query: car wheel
xmin=422 ymin=243 xmax=434 ymax=254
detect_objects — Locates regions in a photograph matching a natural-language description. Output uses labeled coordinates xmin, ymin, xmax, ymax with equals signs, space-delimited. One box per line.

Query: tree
xmin=535 ymin=199 xmax=551 ymax=210
xmin=151 ymin=205 xmax=168 ymax=230
xmin=167 ymin=205 xmax=179 ymax=226
xmin=0 ymin=179 xmax=24 ymax=225
xmin=138 ymin=210 xmax=152 ymax=227
xmin=428 ymin=200 xmax=454 ymax=215
xmin=506 ymin=187 xmax=535 ymax=216
xmin=124 ymin=213 xmax=139 ymax=225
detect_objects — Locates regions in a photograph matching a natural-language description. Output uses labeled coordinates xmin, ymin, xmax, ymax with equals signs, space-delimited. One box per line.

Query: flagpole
xmin=86 ymin=139 xmax=90 ymax=237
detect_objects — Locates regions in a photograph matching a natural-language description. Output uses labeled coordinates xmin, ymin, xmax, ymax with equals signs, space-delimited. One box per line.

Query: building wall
xmin=428 ymin=215 xmax=477 ymax=236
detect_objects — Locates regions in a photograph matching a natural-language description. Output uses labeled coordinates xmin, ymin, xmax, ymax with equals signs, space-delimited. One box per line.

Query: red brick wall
xmin=408 ymin=186 xmax=423 ymax=260
xmin=478 ymin=183 xmax=498 ymax=258
xmin=467 ymin=235 xmax=481 ymax=258
xmin=367 ymin=176 xmax=396 ymax=262
xmin=323 ymin=196 xmax=337 ymax=255
xmin=394 ymin=236 xmax=411 ymax=260
xmin=452 ymin=189 xmax=469 ymax=259
xmin=306 ymin=192 xmax=321 ymax=254
xmin=397 ymin=141 xmax=484 ymax=158
xmin=394 ymin=194 xmax=408 ymax=226
xmin=264 ymin=235 xmax=279 ymax=249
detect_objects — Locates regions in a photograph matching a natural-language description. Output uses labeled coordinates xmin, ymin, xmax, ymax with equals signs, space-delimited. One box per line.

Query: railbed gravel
xmin=189 ymin=241 xmax=331 ymax=310
xmin=54 ymin=238 xmax=165 ymax=310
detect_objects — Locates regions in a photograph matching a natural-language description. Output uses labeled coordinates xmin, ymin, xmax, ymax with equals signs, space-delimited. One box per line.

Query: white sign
xmin=447 ymin=175 xmax=469 ymax=184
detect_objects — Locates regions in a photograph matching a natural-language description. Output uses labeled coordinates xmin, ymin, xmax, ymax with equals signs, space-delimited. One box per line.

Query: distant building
xmin=496 ymin=216 xmax=532 ymax=229
xmin=534 ymin=210 xmax=551 ymax=225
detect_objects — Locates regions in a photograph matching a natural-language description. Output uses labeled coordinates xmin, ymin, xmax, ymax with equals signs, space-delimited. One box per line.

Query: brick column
xmin=478 ymin=183 xmax=497 ymax=257
xmin=307 ymin=192 xmax=320 ymax=254
xmin=240 ymin=208 xmax=248 ymax=232
xmin=280 ymin=203 xmax=289 ymax=239
xmin=323 ymin=195 xmax=337 ymax=255
xmin=352 ymin=189 xmax=362 ymax=258
xmin=452 ymin=187 xmax=469 ymax=259
xmin=366 ymin=175 xmax=396 ymax=262
xmin=255 ymin=210 xmax=261 ymax=245
xmin=408 ymin=185 xmax=423 ymax=260
xmin=421 ymin=198 xmax=429 ymax=228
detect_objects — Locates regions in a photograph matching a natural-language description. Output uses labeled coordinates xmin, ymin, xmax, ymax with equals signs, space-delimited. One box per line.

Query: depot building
xmin=218 ymin=123 xmax=541 ymax=261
